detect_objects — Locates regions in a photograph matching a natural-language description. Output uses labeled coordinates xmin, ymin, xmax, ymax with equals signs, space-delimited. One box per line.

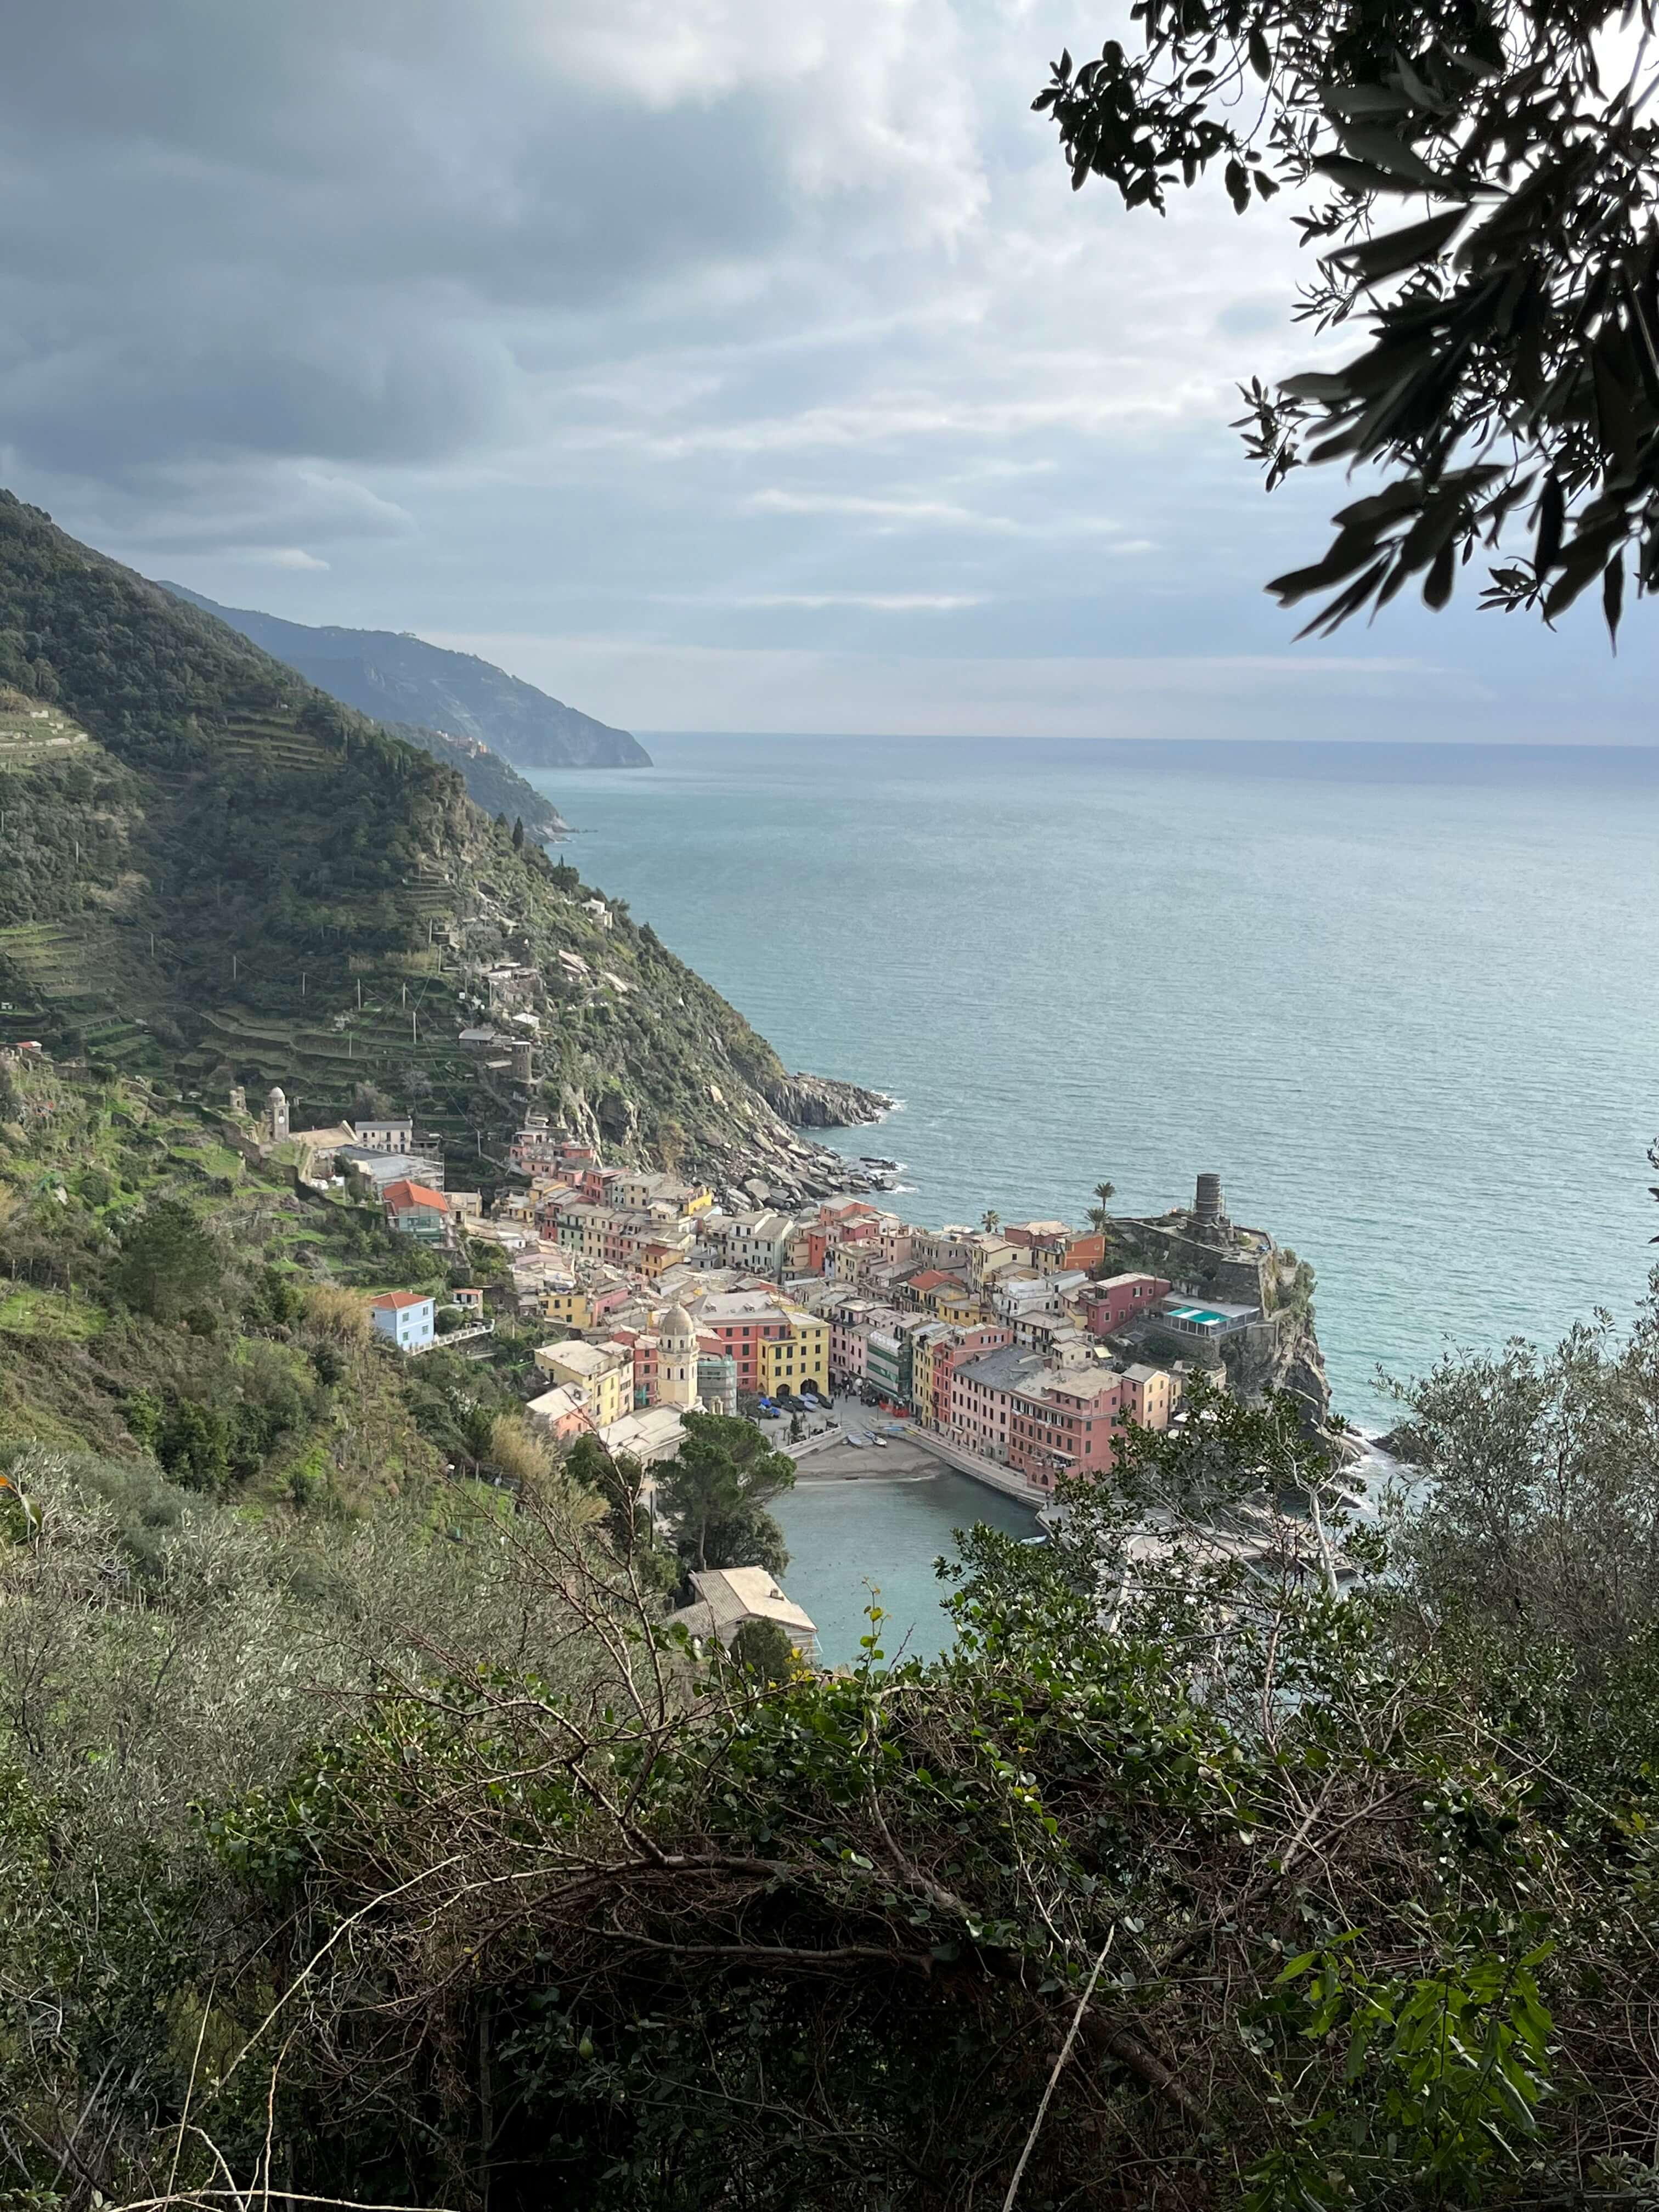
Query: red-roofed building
xmin=383 ymin=1180 xmax=450 ymax=1244
xmin=368 ymin=1290 xmax=436 ymax=1352
xmin=901 ymin=1267 xmax=969 ymax=1316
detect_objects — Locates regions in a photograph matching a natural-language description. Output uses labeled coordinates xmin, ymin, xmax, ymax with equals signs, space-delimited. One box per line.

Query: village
xmin=259 ymin=1080 xmax=1282 ymax=1509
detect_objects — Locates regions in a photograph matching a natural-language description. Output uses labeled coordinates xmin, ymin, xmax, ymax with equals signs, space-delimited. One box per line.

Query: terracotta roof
xmin=909 ymin=1269 xmax=957 ymax=1291
xmin=383 ymin=1179 xmax=448 ymax=1212
xmin=369 ymin=1290 xmax=432 ymax=1312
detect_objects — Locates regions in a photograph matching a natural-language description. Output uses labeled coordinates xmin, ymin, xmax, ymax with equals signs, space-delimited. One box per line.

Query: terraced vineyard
xmin=190 ymin=969 xmax=495 ymax=1133
xmin=217 ymin=715 xmax=336 ymax=774
xmin=0 ymin=922 xmax=102 ymax=997
xmin=0 ymin=692 xmax=93 ymax=768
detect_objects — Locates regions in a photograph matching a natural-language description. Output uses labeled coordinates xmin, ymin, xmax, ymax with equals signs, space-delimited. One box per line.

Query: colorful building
xmin=1084 ymin=1273 xmax=1172 ymax=1335
xmin=687 ymin=1291 xmax=823 ymax=1397
xmin=533 ymin=1339 xmax=631 ymax=1430
xmin=543 ymin=1281 xmax=631 ymax=1333
xmin=758 ymin=1307 xmax=830 ymax=1397
xmin=865 ymin=1324 xmax=909 ymax=1407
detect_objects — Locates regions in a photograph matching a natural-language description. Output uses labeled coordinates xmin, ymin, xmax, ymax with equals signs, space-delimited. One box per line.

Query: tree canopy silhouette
xmin=1039 ymin=0 xmax=1659 ymax=639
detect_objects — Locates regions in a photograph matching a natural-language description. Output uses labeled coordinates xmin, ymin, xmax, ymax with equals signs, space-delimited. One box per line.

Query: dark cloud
xmin=0 ymin=1 xmax=794 ymax=485
xmin=1 ymin=0 xmax=1652 ymax=736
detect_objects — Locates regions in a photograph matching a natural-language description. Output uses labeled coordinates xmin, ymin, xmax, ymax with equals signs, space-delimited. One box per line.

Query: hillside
xmin=0 ymin=493 xmax=884 ymax=1188
xmin=387 ymin=719 xmax=568 ymax=841
xmin=160 ymin=582 xmax=652 ymax=769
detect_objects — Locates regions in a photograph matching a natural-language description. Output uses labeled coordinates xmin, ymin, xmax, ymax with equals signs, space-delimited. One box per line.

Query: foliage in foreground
xmin=1039 ymin=0 xmax=1659 ymax=639
xmin=7 ymin=1334 xmax=1659 ymax=2211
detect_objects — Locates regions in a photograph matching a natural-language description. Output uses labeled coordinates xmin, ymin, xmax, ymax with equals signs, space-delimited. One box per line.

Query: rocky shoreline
xmin=759 ymin=1069 xmax=895 ymax=1131
xmin=707 ymin=1070 xmax=899 ymax=1208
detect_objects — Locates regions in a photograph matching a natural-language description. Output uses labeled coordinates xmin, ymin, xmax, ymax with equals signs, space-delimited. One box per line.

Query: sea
xmin=529 ymin=734 xmax=1659 ymax=1662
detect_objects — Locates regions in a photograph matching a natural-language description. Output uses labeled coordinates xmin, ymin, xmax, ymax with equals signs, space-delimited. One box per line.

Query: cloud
xmin=0 ymin=0 xmax=1653 ymax=731
xmin=720 ymin=592 xmax=991 ymax=611
xmin=747 ymin=489 xmax=988 ymax=524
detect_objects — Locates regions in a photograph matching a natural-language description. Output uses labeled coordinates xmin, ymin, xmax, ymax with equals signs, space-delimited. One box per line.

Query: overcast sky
xmin=3 ymin=0 xmax=1654 ymax=740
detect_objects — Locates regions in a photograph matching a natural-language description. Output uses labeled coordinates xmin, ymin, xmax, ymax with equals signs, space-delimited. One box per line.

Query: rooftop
xmin=667 ymin=1566 xmax=817 ymax=1641
xmin=369 ymin=1290 xmax=432 ymax=1312
xmin=383 ymin=1179 xmax=448 ymax=1212
xmin=958 ymin=1345 xmax=1050 ymax=1395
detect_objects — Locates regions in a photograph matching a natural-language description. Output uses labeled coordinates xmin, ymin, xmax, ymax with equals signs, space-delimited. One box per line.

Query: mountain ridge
xmin=159 ymin=582 xmax=652 ymax=771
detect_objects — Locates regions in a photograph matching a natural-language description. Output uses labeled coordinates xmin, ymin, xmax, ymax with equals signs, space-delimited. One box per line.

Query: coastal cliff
xmin=759 ymin=1070 xmax=893 ymax=1130
xmin=1105 ymin=1192 xmax=1344 ymax=1446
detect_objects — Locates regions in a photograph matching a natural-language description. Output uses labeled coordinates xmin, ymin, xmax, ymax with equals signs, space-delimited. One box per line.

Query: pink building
xmin=1007 ymin=1369 xmax=1124 ymax=1488
xmin=1119 ymin=1362 xmax=1177 ymax=1429
xmin=951 ymin=1344 xmax=1177 ymax=1494
xmin=830 ymin=1300 xmax=879 ymax=1385
xmin=930 ymin=1324 xmax=1013 ymax=1430
xmin=1084 ymin=1273 xmax=1171 ymax=1336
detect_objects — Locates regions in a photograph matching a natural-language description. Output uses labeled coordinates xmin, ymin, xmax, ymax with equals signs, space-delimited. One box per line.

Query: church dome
xmin=660 ymin=1302 xmax=696 ymax=1345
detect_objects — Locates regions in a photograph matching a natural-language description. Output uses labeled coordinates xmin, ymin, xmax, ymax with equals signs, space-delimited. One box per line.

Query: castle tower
xmin=265 ymin=1085 xmax=290 ymax=1143
xmin=657 ymin=1302 xmax=699 ymax=1410
xmin=511 ymin=1037 xmax=534 ymax=1085
xmin=1193 ymin=1172 xmax=1224 ymax=1229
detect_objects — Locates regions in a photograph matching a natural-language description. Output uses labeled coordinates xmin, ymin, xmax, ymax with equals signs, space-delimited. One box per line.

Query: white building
xmin=354 ymin=1118 xmax=415 ymax=1153
xmin=728 ymin=1210 xmax=793 ymax=1276
xmin=368 ymin=1291 xmax=435 ymax=1353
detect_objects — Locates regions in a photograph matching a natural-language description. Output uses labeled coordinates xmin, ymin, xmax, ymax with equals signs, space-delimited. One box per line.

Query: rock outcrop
xmin=1105 ymin=1189 xmax=1348 ymax=1453
xmin=758 ymin=1070 xmax=894 ymax=1130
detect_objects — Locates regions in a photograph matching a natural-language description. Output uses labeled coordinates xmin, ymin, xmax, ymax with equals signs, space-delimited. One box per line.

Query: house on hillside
xmin=383 ymin=1178 xmax=450 ymax=1244
xmin=665 ymin=1567 xmax=818 ymax=1662
xmin=534 ymin=1338 xmax=631 ymax=1429
xmin=369 ymin=1291 xmax=435 ymax=1353
xmin=526 ymin=1382 xmax=595 ymax=1441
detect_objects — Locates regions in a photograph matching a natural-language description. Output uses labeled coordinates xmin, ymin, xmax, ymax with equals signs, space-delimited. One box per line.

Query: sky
xmin=2 ymin=0 xmax=1655 ymax=741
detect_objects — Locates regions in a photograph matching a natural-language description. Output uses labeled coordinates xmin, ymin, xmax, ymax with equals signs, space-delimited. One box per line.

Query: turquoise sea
xmin=530 ymin=735 xmax=1659 ymax=1658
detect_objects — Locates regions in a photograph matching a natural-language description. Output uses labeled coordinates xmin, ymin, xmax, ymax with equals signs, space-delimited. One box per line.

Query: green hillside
xmin=160 ymin=579 xmax=652 ymax=768
xmin=0 ymin=492 xmax=879 ymax=1172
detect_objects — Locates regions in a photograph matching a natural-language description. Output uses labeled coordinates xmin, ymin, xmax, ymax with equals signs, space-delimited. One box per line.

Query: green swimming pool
xmin=1165 ymin=1304 xmax=1229 ymax=1326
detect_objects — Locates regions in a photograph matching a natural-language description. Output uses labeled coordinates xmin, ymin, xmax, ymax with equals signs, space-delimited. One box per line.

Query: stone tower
xmin=657 ymin=1302 xmax=699 ymax=1410
xmin=511 ymin=1037 xmax=534 ymax=1085
xmin=1193 ymin=1172 xmax=1225 ymax=1232
xmin=265 ymin=1085 xmax=290 ymax=1143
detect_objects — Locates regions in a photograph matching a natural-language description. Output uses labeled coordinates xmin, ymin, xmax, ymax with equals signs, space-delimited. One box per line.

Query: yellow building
xmin=543 ymin=1287 xmax=609 ymax=1331
xmin=534 ymin=1338 xmax=631 ymax=1429
xmin=934 ymin=1284 xmax=986 ymax=1330
xmin=970 ymin=1237 xmax=1018 ymax=1286
xmin=637 ymin=1239 xmax=689 ymax=1280
xmin=758 ymin=1306 xmax=830 ymax=1396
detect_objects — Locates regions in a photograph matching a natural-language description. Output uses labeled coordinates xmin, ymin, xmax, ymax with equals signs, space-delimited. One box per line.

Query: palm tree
xmin=981 ymin=1208 xmax=1000 ymax=1235
xmin=1089 ymin=1182 xmax=1118 ymax=1250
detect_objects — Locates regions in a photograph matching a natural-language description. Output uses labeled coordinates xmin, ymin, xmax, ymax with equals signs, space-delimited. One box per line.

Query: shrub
xmin=306 ymin=1284 xmax=370 ymax=1342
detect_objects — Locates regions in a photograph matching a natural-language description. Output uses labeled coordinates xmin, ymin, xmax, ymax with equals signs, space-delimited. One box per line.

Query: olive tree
xmin=1039 ymin=0 xmax=1659 ymax=636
